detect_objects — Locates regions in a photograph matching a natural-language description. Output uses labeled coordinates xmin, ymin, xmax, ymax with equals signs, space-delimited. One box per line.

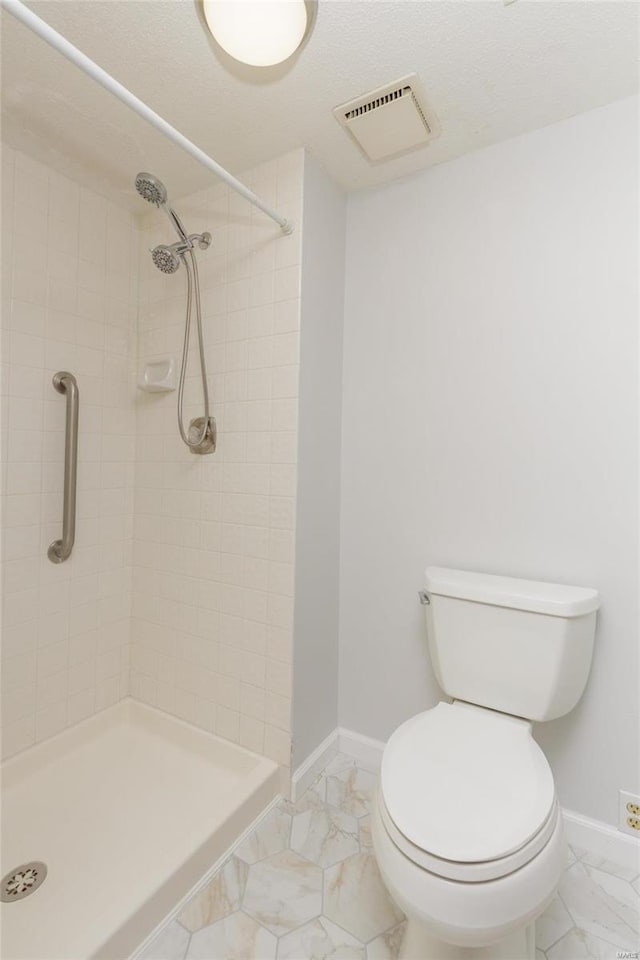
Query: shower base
xmin=1 ymin=699 xmax=280 ymax=960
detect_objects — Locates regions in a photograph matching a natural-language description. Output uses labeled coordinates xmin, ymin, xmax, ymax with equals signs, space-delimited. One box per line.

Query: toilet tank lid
xmin=424 ymin=567 xmax=600 ymax=618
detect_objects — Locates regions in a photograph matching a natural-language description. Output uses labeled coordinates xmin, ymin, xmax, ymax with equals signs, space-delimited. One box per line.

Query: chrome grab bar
xmin=47 ymin=371 xmax=79 ymax=564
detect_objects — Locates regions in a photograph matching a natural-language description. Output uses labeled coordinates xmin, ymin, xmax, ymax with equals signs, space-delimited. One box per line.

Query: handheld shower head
xmin=151 ymin=244 xmax=181 ymax=274
xmin=135 ymin=171 xmax=190 ymax=243
xmin=135 ymin=172 xmax=167 ymax=206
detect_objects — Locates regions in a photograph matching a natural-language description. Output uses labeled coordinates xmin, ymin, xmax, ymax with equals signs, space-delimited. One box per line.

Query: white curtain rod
xmin=1 ymin=0 xmax=294 ymax=234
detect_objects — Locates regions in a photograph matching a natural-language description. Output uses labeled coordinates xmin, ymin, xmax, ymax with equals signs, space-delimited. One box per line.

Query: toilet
xmin=372 ymin=566 xmax=600 ymax=960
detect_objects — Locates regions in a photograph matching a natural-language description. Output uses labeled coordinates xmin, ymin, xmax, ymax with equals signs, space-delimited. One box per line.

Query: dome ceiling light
xmin=203 ymin=0 xmax=309 ymax=67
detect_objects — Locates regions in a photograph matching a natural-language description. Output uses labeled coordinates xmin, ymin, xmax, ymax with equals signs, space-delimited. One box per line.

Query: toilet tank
xmin=423 ymin=567 xmax=600 ymax=722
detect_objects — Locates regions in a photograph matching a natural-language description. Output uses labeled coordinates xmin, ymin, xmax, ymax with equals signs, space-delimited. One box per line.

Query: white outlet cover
xmin=618 ymin=789 xmax=640 ymax=836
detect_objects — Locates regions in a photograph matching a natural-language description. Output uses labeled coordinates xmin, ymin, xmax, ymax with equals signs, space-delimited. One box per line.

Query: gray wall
xmin=339 ymin=97 xmax=639 ymax=826
xmin=292 ymin=153 xmax=346 ymax=769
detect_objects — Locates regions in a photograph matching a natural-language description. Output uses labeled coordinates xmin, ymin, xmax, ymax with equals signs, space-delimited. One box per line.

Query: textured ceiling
xmin=1 ymin=1 xmax=638 ymax=211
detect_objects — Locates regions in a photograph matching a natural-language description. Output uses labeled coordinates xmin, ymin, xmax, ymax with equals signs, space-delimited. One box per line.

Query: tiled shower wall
xmin=1 ymin=146 xmax=137 ymax=758
xmin=130 ymin=150 xmax=303 ymax=768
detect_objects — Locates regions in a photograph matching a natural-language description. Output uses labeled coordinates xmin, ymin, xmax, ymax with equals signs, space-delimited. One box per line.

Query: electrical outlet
xmin=619 ymin=790 xmax=640 ymax=835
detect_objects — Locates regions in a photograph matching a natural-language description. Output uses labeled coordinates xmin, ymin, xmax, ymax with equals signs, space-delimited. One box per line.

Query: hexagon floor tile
xmin=179 ymin=856 xmax=248 ymax=932
xmin=325 ymin=766 xmax=378 ymax=819
xmin=277 ymin=916 xmax=365 ymax=959
xmin=243 ymin=849 xmax=323 ymax=936
xmin=358 ymin=814 xmax=373 ymax=851
xmin=186 ymin=912 xmax=276 ymax=960
xmin=139 ymin=921 xmax=190 ymax=960
xmin=366 ymin=921 xmax=407 ymax=960
xmin=324 ymin=852 xmax=404 ymax=943
xmin=137 ymin=752 xmax=640 ymax=960
xmin=290 ymin=804 xmax=359 ymax=868
xmin=235 ymin=806 xmax=292 ymax=865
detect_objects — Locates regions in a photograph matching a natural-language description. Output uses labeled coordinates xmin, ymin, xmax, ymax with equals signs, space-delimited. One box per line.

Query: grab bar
xmin=47 ymin=371 xmax=79 ymax=564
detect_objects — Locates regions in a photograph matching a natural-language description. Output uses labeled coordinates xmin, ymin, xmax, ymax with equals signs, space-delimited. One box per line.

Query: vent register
xmin=333 ymin=74 xmax=440 ymax=162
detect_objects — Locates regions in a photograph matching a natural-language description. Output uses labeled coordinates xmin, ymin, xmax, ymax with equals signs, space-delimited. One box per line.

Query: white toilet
xmin=372 ymin=566 xmax=600 ymax=960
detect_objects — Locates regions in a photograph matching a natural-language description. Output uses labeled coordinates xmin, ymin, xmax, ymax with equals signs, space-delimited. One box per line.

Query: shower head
xmin=135 ymin=171 xmax=190 ymax=244
xmin=152 ymin=244 xmax=181 ymax=274
xmin=135 ymin=172 xmax=167 ymax=206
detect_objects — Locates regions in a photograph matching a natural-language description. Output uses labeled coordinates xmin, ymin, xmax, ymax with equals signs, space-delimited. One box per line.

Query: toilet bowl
xmin=373 ymin=702 xmax=566 ymax=959
xmin=371 ymin=567 xmax=600 ymax=960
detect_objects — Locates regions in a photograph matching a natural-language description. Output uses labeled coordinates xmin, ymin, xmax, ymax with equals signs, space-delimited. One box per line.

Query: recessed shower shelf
xmin=137 ymin=358 xmax=176 ymax=393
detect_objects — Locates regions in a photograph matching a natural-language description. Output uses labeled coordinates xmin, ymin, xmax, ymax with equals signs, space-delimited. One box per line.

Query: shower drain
xmin=1 ymin=862 xmax=47 ymax=902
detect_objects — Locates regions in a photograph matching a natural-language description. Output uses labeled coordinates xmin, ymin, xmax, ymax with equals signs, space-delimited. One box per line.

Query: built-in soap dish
xmin=137 ymin=358 xmax=176 ymax=393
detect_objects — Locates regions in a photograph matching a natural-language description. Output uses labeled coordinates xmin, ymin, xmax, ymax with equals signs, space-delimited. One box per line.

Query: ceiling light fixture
xmin=202 ymin=0 xmax=308 ymax=67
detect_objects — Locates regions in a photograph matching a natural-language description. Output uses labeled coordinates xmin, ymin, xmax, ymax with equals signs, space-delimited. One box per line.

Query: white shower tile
xmin=10 ymin=331 xmax=45 ymax=368
xmin=35 ymin=700 xmax=67 ymax=741
xmin=1 ymin=714 xmax=36 ymax=758
xmin=121 ymin=155 xmax=302 ymax=767
xmin=273 ymin=298 xmax=299 ymax=334
xmin=274 ymin=266 xmax=300 ymax=302
xmin=271 ymin=365 xmax=298 ymax=400
xmin=263 ymin=723 xmax=291 ymax=765
xmin=2 ymin=152 xmax=135 ymax=755
xmin=216 ymin=706 xmax=240 ymax=742
xmin=240 ymin=682 xmax=265 ymax=720
xmin=264 ymin=692 xmax=291 ymax=732
xmin=67 ymin=688 xmax=95 ymax=725
xmin=10 ymin=299 xmax=46 ymax=336
xmin=239 ymin=715 xmax=264 ymax=753
xmin=271 ymin=398 xmax=297 ymax=431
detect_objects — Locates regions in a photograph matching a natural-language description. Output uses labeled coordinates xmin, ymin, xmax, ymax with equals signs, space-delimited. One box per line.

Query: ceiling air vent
xmin=333 ymin=74 xmax=440 ymax=163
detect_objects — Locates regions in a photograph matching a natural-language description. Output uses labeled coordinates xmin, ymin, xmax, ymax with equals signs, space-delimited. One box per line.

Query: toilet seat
xmin=379 ymin=791 xmax=560 ymax=882
xmin=380 ymin=700 xmax=556 ymax=882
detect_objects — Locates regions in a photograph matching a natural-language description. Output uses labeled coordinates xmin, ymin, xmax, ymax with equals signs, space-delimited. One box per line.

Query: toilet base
xmin=399 ymin=919 xmax=535 ymax=960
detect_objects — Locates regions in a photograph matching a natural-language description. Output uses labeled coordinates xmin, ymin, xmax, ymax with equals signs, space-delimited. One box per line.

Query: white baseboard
xmin=291 ymin=729 xmax=339 ymax=800
xmin=320 ymin=725 xmax=640 ymax=873
xmin=562 ymin=808 xmax=640 ymax=874
xmin=337 ymin=726 xmax=385 ymax=771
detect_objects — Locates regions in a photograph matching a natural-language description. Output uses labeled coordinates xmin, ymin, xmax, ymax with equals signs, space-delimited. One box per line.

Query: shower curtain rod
xmin=1 ymin=0 xmax=294 ymax=235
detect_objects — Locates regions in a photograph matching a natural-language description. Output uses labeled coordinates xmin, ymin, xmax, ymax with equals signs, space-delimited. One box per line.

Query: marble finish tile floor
xmin=139 ymin=754 xmax=640 ymax=960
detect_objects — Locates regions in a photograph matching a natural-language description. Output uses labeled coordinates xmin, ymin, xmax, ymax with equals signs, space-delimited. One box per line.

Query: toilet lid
xmin=381 ymin=701 xmax=555 ymax=864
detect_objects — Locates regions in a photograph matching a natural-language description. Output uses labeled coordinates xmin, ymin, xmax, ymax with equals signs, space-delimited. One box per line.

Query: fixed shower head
xmin=135 ymin=172 xmax=167 ymax=206
xmin=152 ymin=244 xmax=181 ymax=274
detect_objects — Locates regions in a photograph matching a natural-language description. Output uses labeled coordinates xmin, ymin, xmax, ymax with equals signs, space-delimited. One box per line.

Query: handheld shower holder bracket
xmin=188 ymin=416 xmax=216 ymax=455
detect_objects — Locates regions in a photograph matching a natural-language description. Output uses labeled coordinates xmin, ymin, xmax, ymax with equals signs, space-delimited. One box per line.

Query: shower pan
xmin=1 ymin=703 xmax=279 ymax=959
xmin=135 ymin=172 xmax=216 ymax=454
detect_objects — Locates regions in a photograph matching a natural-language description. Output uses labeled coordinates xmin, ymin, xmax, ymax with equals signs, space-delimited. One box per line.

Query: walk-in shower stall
xmin=1 ymin=3 xmax=344 ymax=956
